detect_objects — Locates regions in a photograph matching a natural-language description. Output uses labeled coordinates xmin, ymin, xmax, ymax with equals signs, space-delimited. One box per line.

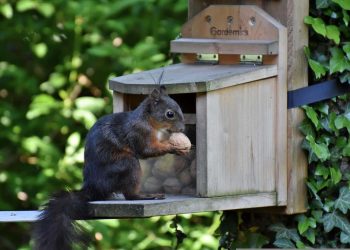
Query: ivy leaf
xmin=304 ymin=16 xmax=327 ymax=36
xmin=316 ymin=0 xmax=331 ymax=9
xmin=304 ymin=106 xmax=320 ymax=130
xmin=296 ymin=240 xmax=305 ymax=249
xmin=335 ymin=114 xmax=350 ymax=132
xmin=308 ymin=59 xmax=327 ymax=79
xmin=326 ymin=25 xmax=340 ymax=44
xmin=343 ymin=9 xmax=350 ymax=26
xmin=269 ymin=223 xmax=300 ymax=242
xmin=303 ymin=228 xmax=316 ymax=244
xmin=322 ymin=211 xmax=350 ymax=235
xmin=306 ymin=135 xmax=330 ymax=162
xmin=329 ymin=47 xmax=350 ymax=74
xmin=312 ymin=210 xmax=324 ymax=222
xmin=340 ymin=232 xmax=350 ymax=244
xmin=344 ymin=43 xmax=350 ymax=60
xmin=330 ymin=167 xmax=342 ymax=185
xmin=273 ymin=238 xmax=295 ymax=248
xmin=332 ymin=0 xmax=350 ymax=10
xmin=335 ymin=187 xmax=350 ymax=214
xmin=315 ymin=164 xmax=330 ymax=179
xmin=299 ymin=120 xmax=316 ymax=137
xmin=342 ymin=142 xmax=350 ymax=156
xmin=297 ymin=215 xmax=317 ymax=234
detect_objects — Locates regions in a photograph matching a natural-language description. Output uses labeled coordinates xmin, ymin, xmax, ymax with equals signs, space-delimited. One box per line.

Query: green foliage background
xmin=0 ymin=0 xmax=220 ymax=249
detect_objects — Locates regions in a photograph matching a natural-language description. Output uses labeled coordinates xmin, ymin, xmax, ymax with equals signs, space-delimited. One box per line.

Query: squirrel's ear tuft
xmin=150 ymin=88 xmax=160 ymax=102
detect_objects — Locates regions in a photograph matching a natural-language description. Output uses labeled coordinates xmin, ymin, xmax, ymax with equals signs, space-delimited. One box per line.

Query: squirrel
xmin=33 ymin=86 xmax=189 ymax=250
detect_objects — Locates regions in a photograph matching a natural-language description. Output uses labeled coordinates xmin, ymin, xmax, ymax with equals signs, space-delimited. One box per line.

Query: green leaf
xmin=335 ymin=114 xmax=350 ymax=132
xmin=297 ymin=215 xmax=310 ymax=234
xmin=26 ymin=94 xmax=61 ymax=119
xmin=343 ymin=9 xmax=350 ymax=26
xmin=335 ymin=187 xmax=350 ymax=214
xmin=344 ymin=43 xmax=350 ymax=60
xmin=269 ymin=223 xmax=300 ymax=242
xmin=32 ymin=43 xmax=48 ymax=58
xmin=75 ymin=97 xmax=105 ymax=113
xmin=244 ymin=232 xmax=269 ymax=248
xmin=304 ymin=106 xmax=320 ymax=129
xmin=332 ymin=0 xmax=350 ymax=10
xmin=342 ymin=142 xmax=350 ymax=156
xmin=304 ymin=46 xmax=311 ymax=59
xmin=341 ymin=232 xmax=350 ymax=243
xmin=322 ymin=211 xmax=350 ymax=235
xmin=330 ymin=47 xmax=350 ymax=74
xmin=306 ymin=135 xmax=330 ymax=162
xmin=326 ymin=25 xmax=340 ymax=44
xmin=72 ymin=110 xmax=97 ymax=129
xmin=303 ymin=228 xmax=316 ymax=244
xmin=330 ymin=167 xmax=342 ymax=185
xmin=296 ymin=240 xmax=305 ymax=249
xmin=312 ymin=210 xmax=324 ymax=222
xmin=304 ymin=16 xmax=327 ymax=36
xmin=308 ymin=59 xmax=327 ymax=79
xmin=1 ymin=4 xmax=13 ymax=19
xmin=316 ymin=0 xmax=331 ymax=9
xmin=273 ymin=238 xmax=295 ymax=248
xmin=299 ymin=120 xmax=315 ymax=137
xmin=315 ymin=164 xmax=330 ymax=179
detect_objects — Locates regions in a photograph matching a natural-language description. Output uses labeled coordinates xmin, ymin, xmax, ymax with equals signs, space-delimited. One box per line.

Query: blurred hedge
xmin=0 ymin=1 xmax=220 ymax=249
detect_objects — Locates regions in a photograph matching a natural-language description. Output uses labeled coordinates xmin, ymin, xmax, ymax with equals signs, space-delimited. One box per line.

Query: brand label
xmin=210 ymin=27 xmax=248 ymax=36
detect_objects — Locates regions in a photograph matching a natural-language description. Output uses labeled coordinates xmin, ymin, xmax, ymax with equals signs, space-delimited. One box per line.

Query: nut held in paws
xmin=169 ymin=132 xmax=191 ymax=150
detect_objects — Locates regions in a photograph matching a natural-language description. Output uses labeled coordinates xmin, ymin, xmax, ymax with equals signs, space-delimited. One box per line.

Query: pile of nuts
xmin=141 ymin=132 xmax=196 ymax=195
xmin=140 ymin=151 xmax=196 ymax=195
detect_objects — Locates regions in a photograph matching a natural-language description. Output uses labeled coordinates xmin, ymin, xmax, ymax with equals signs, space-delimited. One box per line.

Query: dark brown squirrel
xmin=33 ymin=86 xmax=189 ymax=250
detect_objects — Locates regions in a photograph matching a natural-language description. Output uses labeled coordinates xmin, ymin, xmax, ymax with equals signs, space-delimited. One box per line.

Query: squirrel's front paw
xmin=174 ymin=148 xmax=191 ymax=156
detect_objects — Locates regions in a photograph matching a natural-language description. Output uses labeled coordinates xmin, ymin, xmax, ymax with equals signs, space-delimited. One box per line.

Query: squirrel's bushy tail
xmin=33 ymin=190 xmax=90 ymax=250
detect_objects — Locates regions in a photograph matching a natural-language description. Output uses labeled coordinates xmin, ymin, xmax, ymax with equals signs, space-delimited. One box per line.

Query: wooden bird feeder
xmin=95 ymin=1 xmax=309 ymax=218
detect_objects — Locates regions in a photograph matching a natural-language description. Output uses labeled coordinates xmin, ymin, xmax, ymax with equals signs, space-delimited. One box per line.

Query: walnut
xmin=168 ymin=132 xmax=191 ymax=152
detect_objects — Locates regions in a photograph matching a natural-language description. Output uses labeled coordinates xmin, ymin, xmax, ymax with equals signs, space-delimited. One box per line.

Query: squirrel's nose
xmin=178 ymin=123 xmax=185 ymax=133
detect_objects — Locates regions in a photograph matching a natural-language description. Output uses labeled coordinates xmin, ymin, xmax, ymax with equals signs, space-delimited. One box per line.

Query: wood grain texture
xmin=109 ymin=64 xmax=277 ymax=94
xmin=285 ymin=0 xmax=309 ymax=214
xmin=171 ymin=38 xmax=278 ymax=55
xmin=0 ymin=211 xmax=41 ymax=222
xmin=113 ymin=91 xmax=125 ymax=113
xmin=196 ymin=93 xmax=208 ymax=196
xmin=199 ymin=78 xmax=280 ymax=197
xmin=187 ymin=0 xmax=308 ymax=213
xmin=182 ymin=5 xmax=279 ymax=41
xmin=90 ymin=193 xmax=277 ymax=218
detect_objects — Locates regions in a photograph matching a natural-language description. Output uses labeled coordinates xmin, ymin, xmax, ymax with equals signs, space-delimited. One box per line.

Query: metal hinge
xmin=196 ymin=53 xmax=219 ymax=64
xmin=240 ymin=55 xmax=263 ymax=65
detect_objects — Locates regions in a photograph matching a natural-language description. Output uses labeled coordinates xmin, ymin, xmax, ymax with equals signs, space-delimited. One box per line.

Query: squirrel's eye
xmin=165 ymin=110 xmax=175 ymax=120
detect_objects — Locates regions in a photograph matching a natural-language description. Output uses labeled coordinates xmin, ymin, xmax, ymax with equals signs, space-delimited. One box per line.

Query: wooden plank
xmin=113 ymin=91 xmax=125 ymax=113
xmin=275 ymin=16 xmax=288 ymax=206
xmin=202 ymin=78 xmax=278 ymax=197
xmin=90 ymin=193 xmax=277 ymax=218
xmin=109 ymin=64 xmax=278 ymax=94
xmin=0 ymin=211 xmax=41 ymax=222
xmin=171 ymin=38 xmax=278 ymax=55
xmin=285 ymin=0 xmax=309 ymax=214
xmin=196 ymin=93 xmax=208 ymax=196
xmin=182 ymin=5 xmax=279 ymax=42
